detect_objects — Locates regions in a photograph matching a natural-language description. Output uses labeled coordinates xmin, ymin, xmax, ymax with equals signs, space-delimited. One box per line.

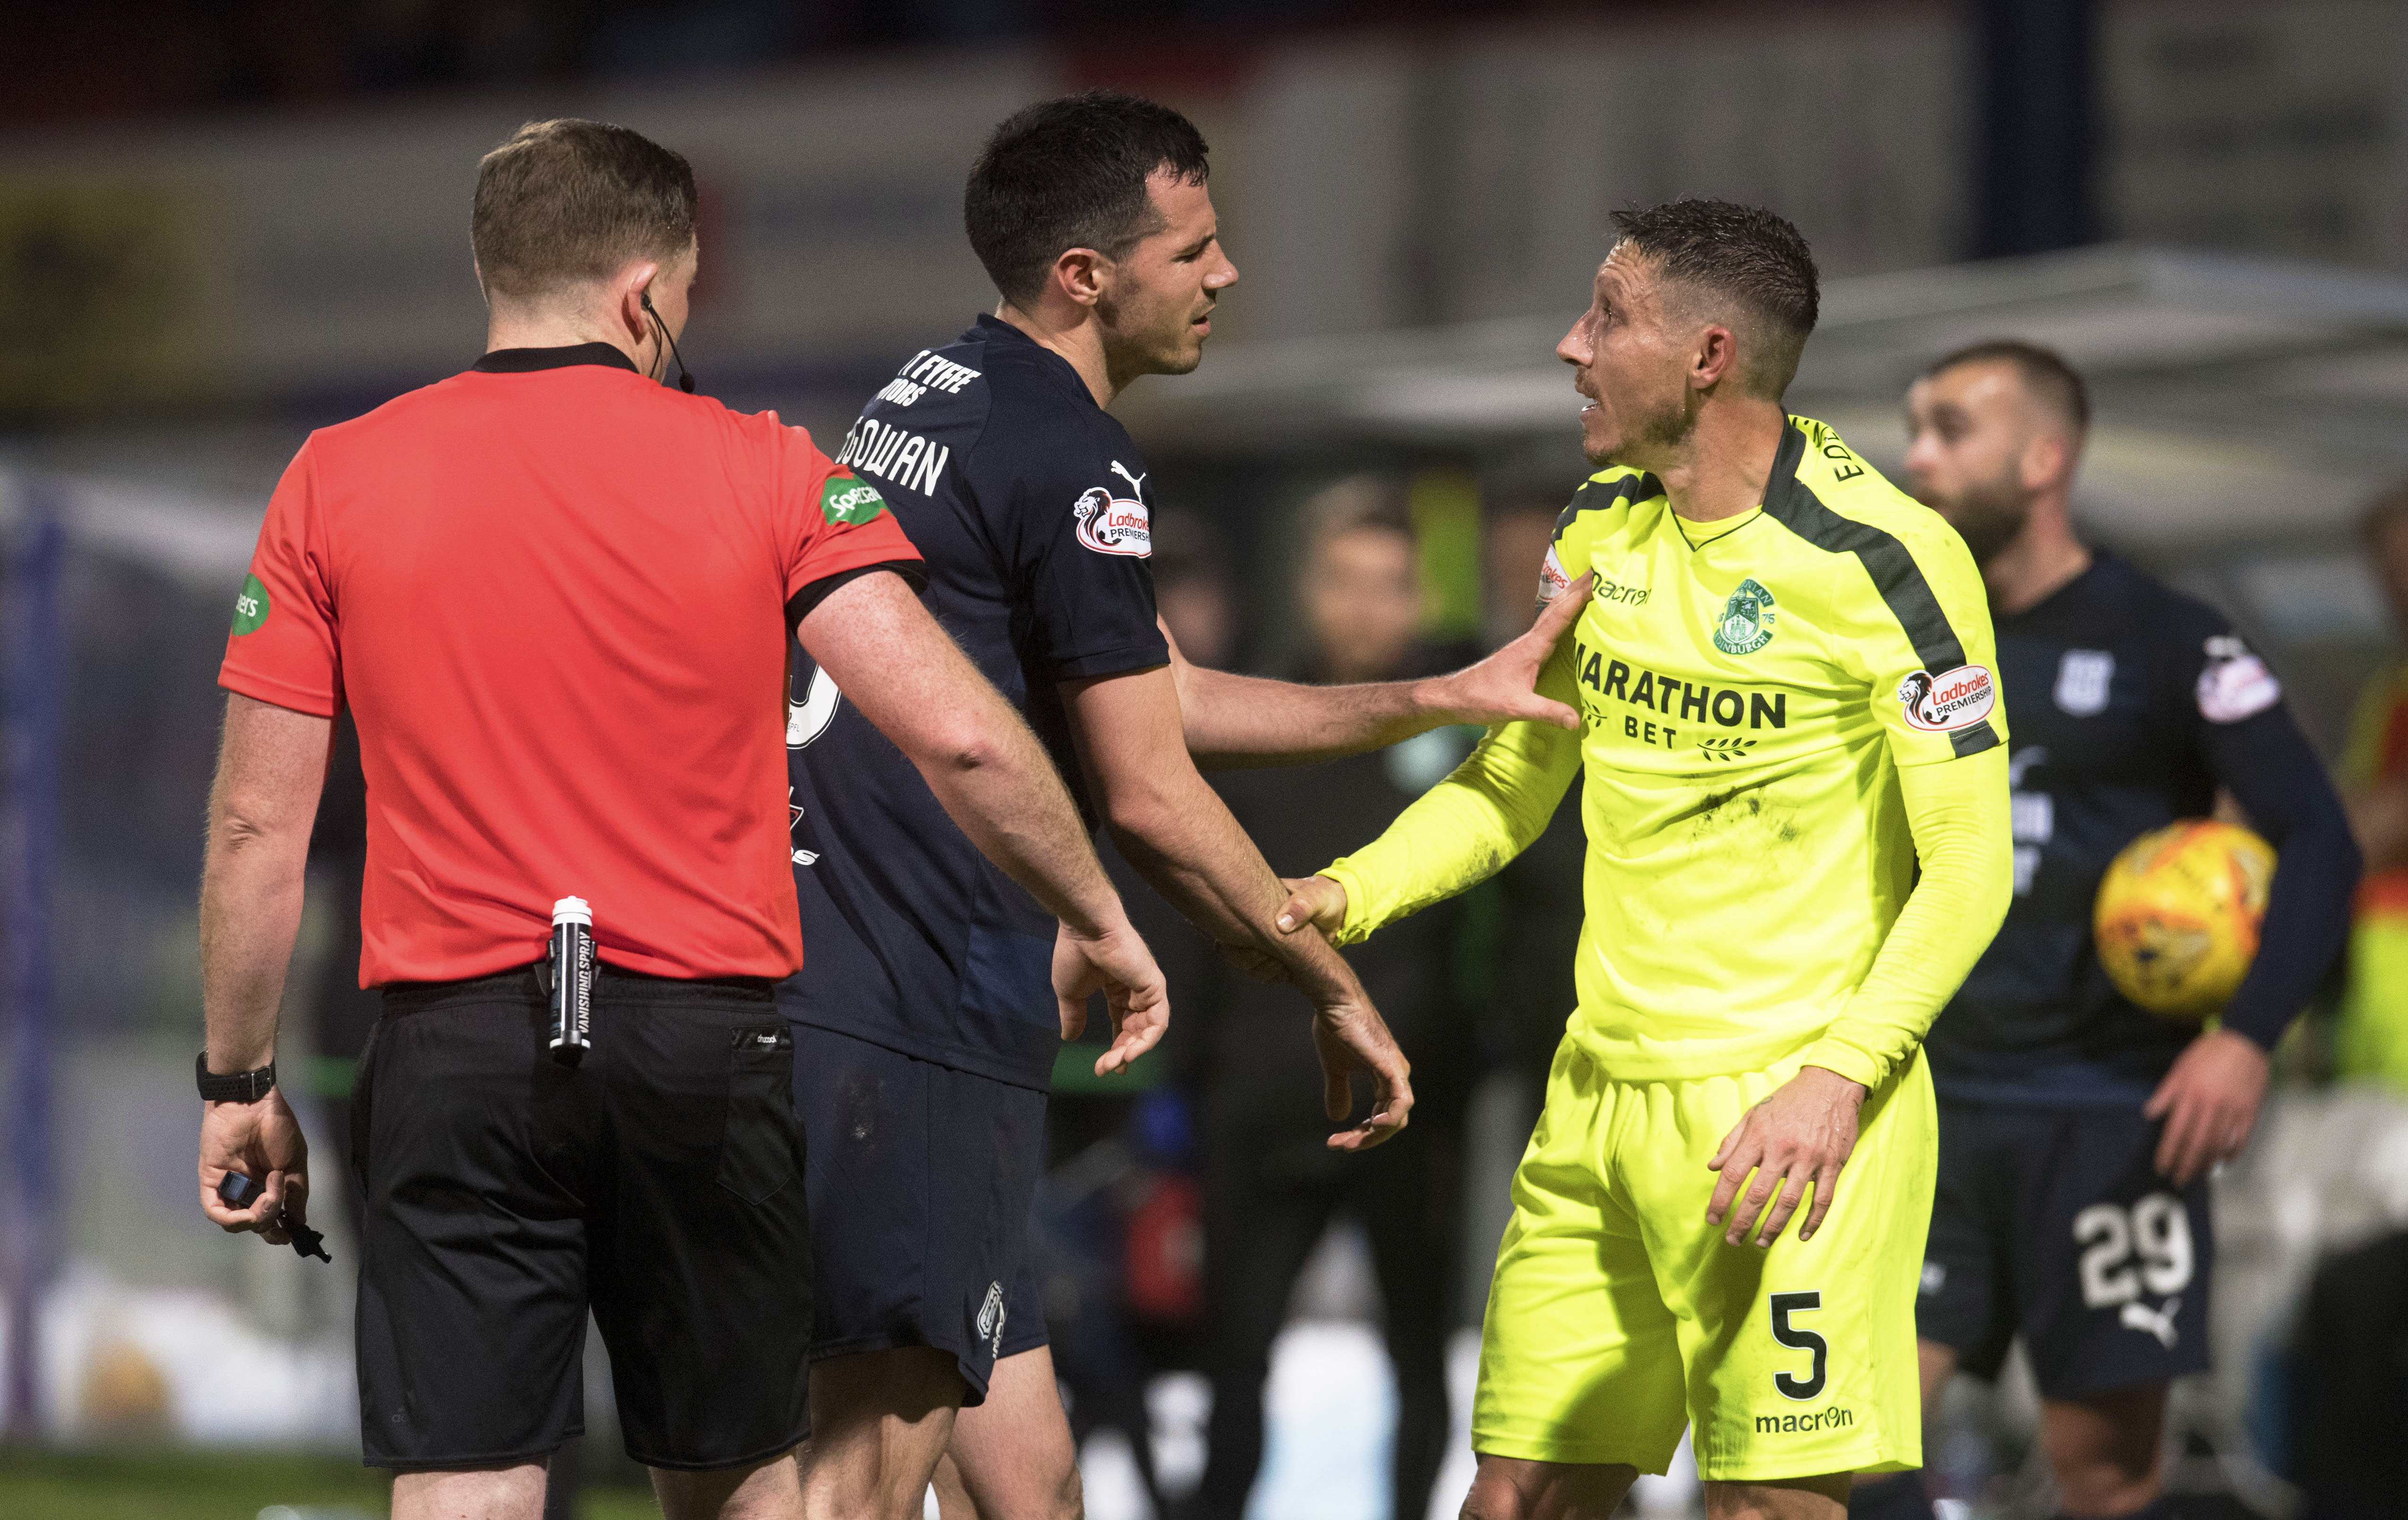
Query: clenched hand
xmin=198 ymin=1088 xmax=310 ymax=1247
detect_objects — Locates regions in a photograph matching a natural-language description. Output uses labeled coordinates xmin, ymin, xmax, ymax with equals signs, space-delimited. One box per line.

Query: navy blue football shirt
xmin=777 ymin=315 xmax=1169 ymax=1089
xmin=1925 ymin=551 xmax=2355 ymax=1107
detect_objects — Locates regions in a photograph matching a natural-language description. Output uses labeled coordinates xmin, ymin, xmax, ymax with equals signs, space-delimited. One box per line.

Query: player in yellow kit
xmin=1277 ymin=201 xmax=2013 ymax=1520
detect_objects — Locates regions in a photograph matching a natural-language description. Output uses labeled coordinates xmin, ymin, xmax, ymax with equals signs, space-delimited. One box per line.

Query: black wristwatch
xmin=196 ymin=1053 xmax=277 ymax=1103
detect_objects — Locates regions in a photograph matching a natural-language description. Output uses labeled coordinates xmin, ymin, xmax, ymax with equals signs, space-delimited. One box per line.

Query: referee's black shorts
xmin=351 ymin=966 xmax=811 ymax=1471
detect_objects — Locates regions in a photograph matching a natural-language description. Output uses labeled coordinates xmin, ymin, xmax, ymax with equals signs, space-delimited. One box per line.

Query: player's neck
xmin=1653 ymin=399 xmax=1789 ymax=524
xmin=994 ymin=301 xmax=1118 ymax=409
xmin=1984 ymin=503 xmax=2092 ymax=616
xmin=484 ymin=308 xmax=651 ymax=374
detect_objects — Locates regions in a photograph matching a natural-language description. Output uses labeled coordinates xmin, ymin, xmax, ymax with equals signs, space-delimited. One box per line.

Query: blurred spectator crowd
xmin=2 ymin=0 xmax=1547 ymax=129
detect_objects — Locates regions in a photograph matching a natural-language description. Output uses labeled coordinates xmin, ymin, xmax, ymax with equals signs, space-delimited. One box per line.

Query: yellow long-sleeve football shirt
xmin=1324 ymin=417 xmax=2013 ymax=1089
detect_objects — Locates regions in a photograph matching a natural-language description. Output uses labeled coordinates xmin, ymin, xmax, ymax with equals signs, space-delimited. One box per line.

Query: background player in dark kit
xmin=784 ymin=93 xmax=1587 ymax=1520
xmin=1850 ymin=342 xmax=2360 ymax=1520
xmin=197 ymin=118 xmax=1168 ymax=1520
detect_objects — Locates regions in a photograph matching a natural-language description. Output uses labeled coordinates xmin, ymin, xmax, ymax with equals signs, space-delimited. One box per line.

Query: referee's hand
xmin=198 ymin=1088 xmax=310 ymax=1247
xmin=1705 ymin=1065 xmax=1866 ymax=1248
xmin=1054 ymin=919 xmax=1170 ymax=1078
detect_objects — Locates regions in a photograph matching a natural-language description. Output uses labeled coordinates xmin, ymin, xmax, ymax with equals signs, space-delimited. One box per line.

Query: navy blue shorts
xmin=793 ymin=1023 xmax=1049 ymax=1403
xmin=1919 ymin=1097 xmax=2214 ymax=1399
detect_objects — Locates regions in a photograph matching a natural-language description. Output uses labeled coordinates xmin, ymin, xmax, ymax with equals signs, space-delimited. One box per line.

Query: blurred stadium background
xmin=6 ymin=1 xmax=2408 ymax=1517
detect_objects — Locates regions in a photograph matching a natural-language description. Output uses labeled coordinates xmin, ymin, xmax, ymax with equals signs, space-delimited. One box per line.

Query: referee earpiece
xmin=639 ymin=289 xmax=697 ymax=394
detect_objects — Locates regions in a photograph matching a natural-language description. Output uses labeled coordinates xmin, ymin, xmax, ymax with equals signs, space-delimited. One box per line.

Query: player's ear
xmin=1052 ymin=247 xmax=1108 ymax=311
xmin=618 ymin=259 xmax=663 ymax=345
xmin=1691 ymin=323 xmax=1739 ymax=391
xmin=2021 ymin=429 xmax=2069 ymax=492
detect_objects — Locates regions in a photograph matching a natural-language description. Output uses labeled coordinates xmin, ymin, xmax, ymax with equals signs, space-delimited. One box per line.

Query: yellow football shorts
xmin=1471 ymin=1037 xmax=1936 ymax=1481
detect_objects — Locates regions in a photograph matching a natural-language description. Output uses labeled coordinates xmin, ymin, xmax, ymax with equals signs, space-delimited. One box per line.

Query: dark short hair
xmin=1926 ymin=339 xmax=2091 ymax=433
xmin=472 ymin=119 xmax=697 ymax=303
xmin=965 ymin=91 xmax=1211 ymax=307
xmin=1610 ymin=199 xmax=1820 ymax=399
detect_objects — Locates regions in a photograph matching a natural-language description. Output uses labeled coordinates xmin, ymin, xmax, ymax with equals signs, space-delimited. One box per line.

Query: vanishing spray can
xmin=549 ymin=896 xmax=594 ymax=1067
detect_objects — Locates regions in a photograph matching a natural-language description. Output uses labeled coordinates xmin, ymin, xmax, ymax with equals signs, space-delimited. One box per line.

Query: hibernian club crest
xmin=1712 ymin=578 xmax=1777 ymax=655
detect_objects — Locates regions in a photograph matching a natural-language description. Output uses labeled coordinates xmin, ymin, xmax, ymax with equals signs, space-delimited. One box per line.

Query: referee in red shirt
xmin=194 ymin=119 xmax=1165 ymax=1520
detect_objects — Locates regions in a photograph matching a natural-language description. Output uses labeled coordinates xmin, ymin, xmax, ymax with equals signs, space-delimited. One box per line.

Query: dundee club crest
xmin=1712 ymin=578 xmax=1776 ymax=655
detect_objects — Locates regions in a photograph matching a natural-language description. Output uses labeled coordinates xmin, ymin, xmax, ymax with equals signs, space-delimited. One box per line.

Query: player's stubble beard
xmin=1588 ymin=383 xmax=1698 ymax=469
xmin=1097 ymin=287 xmax=1209 ymax=380
xmin=1926 ymin=467 xmax=2032 ymax=567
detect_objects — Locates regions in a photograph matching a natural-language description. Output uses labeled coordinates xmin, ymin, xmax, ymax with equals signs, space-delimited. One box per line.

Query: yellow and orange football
xmin=2093 ymin=819 xmax=2276 ymax=1021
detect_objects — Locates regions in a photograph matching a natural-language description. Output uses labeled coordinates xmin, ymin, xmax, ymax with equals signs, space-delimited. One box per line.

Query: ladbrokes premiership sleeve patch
xmin=1022 ymin=449 xmax=1166 ymax=680
xmin=2196 ymin=634 xmax=2282 ymax=724
xmin=1536 ymin=543 xmax=1571 ymax=608
xmin=1071 ymin=460 xmax=1152 ymax=557
xmin=1897 ymin=663 xmax=1998 ymax=734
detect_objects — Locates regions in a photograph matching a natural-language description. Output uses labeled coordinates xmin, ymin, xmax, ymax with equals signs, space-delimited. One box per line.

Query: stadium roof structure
xmin=1118 ymin=243 xmax=2408 ymax=551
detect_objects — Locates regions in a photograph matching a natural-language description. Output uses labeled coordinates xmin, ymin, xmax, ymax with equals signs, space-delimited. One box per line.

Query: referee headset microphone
xmin=640 ymin=288 xmax=697 ymax=394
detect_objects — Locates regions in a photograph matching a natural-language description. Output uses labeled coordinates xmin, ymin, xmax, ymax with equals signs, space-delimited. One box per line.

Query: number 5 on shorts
xmin=1770 ymin=1291 xmax=1827 ymax=1401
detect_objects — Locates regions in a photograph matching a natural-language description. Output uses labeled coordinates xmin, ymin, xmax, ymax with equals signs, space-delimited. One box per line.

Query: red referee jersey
xmin=219 ymin=344 xmax=922 ymax=986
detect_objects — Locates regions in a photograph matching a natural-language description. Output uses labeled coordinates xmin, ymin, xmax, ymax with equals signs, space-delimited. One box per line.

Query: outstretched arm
xmin=1174 ymin=576 xmax=1593 ymax=769
xmin=1275 ymin=639 xmax=1587 ymax=942
xmin=800 ymin=573 xmax=1166 ymax=1074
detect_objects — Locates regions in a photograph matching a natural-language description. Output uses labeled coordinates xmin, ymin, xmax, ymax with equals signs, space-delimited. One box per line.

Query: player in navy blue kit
xmin=783 ymin=94 xmax=1587 ymax=1520
xmin=1843 ymin=342 xmax=2361 ymax=1520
